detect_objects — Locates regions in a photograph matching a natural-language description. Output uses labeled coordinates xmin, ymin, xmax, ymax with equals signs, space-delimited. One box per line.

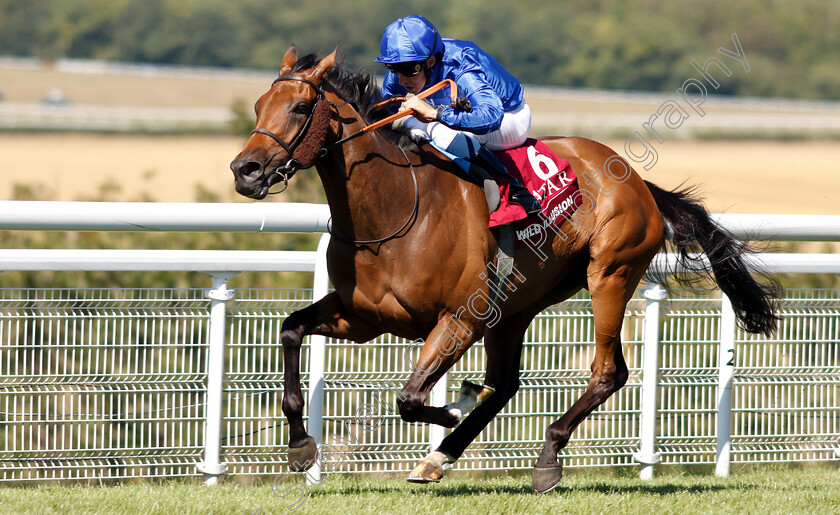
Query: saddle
xmin=446 ymin=138 xmax=582 ymax=290
xmin=487 ymin=138 xmax=580 ymax=229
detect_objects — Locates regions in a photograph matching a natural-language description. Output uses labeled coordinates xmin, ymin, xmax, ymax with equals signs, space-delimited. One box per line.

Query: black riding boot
xmin=473 ymin=146 xmax=542 ymax=214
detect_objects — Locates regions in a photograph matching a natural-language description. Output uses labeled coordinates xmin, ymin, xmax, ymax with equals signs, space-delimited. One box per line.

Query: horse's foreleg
xmin=280 ymin=291 xmax=382 ymax=471
xmin=396 ymin=314 xmax=479 ymax=429
xmin=408 ymin=316 xmax=530 ymax=483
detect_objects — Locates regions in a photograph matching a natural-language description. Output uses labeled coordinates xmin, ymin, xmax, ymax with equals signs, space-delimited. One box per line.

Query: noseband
xmin=250 ymin=76 xmax=326 ymax=192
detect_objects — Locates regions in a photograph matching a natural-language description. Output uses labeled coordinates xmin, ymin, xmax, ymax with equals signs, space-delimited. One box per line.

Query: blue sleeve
xmin=437 ymin=53 xmax=504 ymax=134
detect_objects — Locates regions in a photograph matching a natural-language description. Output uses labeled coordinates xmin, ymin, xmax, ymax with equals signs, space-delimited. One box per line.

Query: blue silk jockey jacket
xmin=380 ymin=38 xmax=525 ymax=135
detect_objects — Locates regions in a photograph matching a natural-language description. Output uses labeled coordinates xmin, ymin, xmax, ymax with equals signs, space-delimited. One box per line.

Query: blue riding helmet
xmin=374 ymin=15 xmax=445 ymax=64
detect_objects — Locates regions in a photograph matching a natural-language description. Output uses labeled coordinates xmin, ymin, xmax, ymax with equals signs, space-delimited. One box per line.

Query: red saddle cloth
xmin=489 ymin=138 xmax=581 ymax=233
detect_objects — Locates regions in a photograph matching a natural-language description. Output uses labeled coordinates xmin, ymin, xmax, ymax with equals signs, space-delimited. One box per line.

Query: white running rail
xmin=0 ymin=201 xmax=838 ymax=484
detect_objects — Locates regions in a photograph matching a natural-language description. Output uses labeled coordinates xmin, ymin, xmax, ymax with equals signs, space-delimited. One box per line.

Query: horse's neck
xmin=317 ymin=130 xmax=419 ymax=242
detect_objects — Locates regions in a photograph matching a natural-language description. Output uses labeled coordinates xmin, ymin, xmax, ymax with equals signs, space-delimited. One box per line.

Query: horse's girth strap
xmin=491 ymin=226 xmax=515 ymax=306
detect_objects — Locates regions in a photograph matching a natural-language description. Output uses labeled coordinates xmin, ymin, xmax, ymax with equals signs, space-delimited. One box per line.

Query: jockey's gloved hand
xmin=392 ymin=93 xmax=436 ymax=130
xmin=391 ymin=93 xmax=415 ymax=130
xmin=452 ymin=97 xmax=472 ymax=112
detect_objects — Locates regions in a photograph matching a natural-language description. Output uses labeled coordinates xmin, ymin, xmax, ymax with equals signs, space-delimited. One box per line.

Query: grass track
xmin=1 ymin=466 xmax=838 ymax=514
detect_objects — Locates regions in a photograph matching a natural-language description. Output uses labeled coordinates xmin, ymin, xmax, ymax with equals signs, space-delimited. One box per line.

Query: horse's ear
xmin=311 ymin=47 xmax=338 ymax=82
xmin=279 ymin=45 xmax=298 ymax=76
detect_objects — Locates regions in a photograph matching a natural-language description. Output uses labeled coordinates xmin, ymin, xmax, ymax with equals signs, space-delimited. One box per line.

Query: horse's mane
xmin=290 ymin=53 xmax=415 ymax=149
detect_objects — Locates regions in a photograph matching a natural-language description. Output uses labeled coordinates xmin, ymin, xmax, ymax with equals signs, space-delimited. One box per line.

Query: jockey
xmin=376 ymin=15 xmax=541 ymax=214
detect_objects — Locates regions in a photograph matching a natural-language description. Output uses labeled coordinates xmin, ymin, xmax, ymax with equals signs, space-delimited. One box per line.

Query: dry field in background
xmin=2 ymin=133 xmax=837 ymax=216
xmin=1 ymin=63 xmax=837 ymax=214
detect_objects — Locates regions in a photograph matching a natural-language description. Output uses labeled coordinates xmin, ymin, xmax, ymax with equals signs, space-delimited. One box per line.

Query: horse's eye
xmin=293 ymin=102 xmax=311 ymax=115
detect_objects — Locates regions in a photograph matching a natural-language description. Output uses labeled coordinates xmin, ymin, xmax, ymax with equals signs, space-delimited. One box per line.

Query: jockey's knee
xmin=396 ymin=390 xmax=425 ymax=423
xmin=438 ymin=130 xmax=480 ymax=159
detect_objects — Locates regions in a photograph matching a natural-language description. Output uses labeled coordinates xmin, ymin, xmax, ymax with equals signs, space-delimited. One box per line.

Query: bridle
xmin=250 ymin=74 xmax=419 ymax=245
xmin=250 ymin=76 xmax=326 ymax=193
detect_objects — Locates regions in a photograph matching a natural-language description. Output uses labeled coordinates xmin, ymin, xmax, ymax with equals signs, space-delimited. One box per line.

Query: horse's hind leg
xmin=532 ymin=270 xmax=643 ymax=493
xmin=280 ymin=291 xmax=382 ymax=471
xmin=407 ymin=314 xmax=531 ymax=482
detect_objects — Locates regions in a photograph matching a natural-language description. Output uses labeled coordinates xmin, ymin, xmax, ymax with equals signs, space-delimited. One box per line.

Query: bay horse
xmin=230 ymin=47 xmax=777 ymax=493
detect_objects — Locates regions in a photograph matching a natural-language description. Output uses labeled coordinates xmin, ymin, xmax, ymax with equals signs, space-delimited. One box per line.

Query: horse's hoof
xmin=288 ymin=436 xmax=318 ymax=472
xmin=532 ymin=464 xmax=563 ymax=493
xmin=407 ymin=460 xmax=444 ymax=483
xmin=406 ymin=451 xmax=451 ymax=483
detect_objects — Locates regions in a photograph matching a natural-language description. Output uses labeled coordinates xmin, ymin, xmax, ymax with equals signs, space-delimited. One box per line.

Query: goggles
xmin=384 ymin=61 xmax=425 ymax=77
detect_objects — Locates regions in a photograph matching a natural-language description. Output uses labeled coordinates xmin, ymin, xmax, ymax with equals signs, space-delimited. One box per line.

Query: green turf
xmin=0 ymin=466 xmax=837 ymax=514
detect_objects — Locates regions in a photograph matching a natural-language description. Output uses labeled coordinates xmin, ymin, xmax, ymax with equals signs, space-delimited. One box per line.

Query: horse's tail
xmin=644 ymin=180 xmax=779 ymax=336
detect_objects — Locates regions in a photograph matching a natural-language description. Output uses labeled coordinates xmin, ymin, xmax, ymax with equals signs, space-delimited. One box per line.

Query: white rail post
xmin=198 ymin=272 xmax=237 ymax=485
xmin=429 ymin=373 xmax=448 ymax=453
xmin=305 ymin=234 xmax=330 ymax=485
xmin=635 ymin=282 xmax=665 ymax=479
xmin=716 ymin=293 xmax=737 ymax=477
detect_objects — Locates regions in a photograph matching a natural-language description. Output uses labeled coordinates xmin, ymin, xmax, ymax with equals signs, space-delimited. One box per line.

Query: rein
xmin=250 ymin=74 xmax=427 ymax=245
xmin=327 ymin=146 xmax=420 ymax=246
xmin=251 ymin=77 xmax=461 ymax=175
xmin=329 ymin=78 xmax=461 ymax=148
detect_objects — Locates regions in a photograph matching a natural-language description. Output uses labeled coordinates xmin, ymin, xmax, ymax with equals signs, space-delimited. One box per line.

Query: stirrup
xmin=511 ymin=193 xmax=542 ymax=214
xmin=474 ymin=147 xmax=541 ymax=214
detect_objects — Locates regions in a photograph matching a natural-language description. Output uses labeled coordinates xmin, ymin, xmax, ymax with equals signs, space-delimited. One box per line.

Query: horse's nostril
xmin=234 ymin=160 xmax=263 ymax=178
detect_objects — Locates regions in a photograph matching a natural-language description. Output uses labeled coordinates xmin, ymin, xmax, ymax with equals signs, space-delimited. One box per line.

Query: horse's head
xmin=230 ymin=45 xmax=336 ymax=199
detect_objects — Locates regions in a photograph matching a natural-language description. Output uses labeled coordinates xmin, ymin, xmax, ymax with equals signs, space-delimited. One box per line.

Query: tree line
xmin=1 ymin=0 xmax=838 ymax=100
